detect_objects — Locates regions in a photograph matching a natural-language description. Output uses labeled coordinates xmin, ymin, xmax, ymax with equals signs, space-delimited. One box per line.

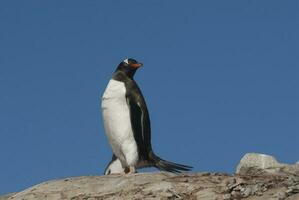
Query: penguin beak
xmin=131 ymin=63 xmax=143 ymax=68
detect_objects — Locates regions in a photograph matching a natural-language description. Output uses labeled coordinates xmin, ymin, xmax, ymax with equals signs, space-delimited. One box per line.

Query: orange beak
xmin=131 ymin=63 xmax=143 ymax=68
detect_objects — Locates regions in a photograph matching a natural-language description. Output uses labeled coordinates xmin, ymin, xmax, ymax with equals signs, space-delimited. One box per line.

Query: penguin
xmin=101 ymin=58 xmax=192 ymax=174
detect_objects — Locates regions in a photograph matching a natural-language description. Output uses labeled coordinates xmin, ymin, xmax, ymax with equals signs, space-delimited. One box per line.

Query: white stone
xmin=236 ymin=153 xmax=282 ymax=174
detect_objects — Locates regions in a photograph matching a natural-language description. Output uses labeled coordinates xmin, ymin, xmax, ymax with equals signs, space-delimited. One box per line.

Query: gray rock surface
xmin=236 ymin=153 xmax=299 ymax=176
xmin=0 ymin=193 xmax=15 ymax=200
xmin=4 ymin=171 xmax=299 ymax=200
xmin=2 ymin=153 xmax=298 ymax=200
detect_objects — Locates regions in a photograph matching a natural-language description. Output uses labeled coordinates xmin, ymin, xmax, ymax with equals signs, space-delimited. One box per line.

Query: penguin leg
xmin=124 ymin=166 xmax=136 ymax=174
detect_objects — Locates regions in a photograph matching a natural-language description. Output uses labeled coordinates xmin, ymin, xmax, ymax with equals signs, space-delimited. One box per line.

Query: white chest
xmin=102 ymin=79 xmax=127 ymax=100
xmin=101 ymin=79 xmax=138 ymax=165
xmin=102 ymin=80 xmax=131 ymax=140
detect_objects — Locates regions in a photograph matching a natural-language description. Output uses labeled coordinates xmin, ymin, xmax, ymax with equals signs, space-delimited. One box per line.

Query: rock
xmin=0 ymin=193 xmax=16 ymax=200
xmin=296 ymin=161 xmax=299 ymax=165
xmin=236 ymin=153 xmax=285 ymax=175
xmin=222 ymin=193 xmax=231 ymax=199
xmin=286 ymin=193 xmax=299 ymax=200
xmin=236 ymin=153 xmax=283 ymax=175
xmin=275 ymin=191 xmax=287 ymax=199
xmin=6 ymin=170 xmax=299 ymax=200
xmin=8 ymin=173 xmax=224 ymax=200
xmin=3 ymin=153 xmax=299 ymax=200
xmin=242 ymin=187 xmax=252 ymax=197
xmin=281 ymin=164 xmax=299 ymax=176
xmin=236 ymin=153 xmax=299 ymax=177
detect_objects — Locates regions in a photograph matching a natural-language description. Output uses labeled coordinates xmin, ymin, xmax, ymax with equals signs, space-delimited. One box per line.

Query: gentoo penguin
xmin=101 ymin=58 xmax=192 ymax=174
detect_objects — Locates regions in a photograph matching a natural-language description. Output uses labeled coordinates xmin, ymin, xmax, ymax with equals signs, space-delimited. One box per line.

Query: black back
xmin=112 ymin=63 xmax=152 ymax=161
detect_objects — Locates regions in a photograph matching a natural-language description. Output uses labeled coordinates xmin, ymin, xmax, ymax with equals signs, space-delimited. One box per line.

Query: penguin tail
xmin=149 ymin=151 xmax=192 ymax=173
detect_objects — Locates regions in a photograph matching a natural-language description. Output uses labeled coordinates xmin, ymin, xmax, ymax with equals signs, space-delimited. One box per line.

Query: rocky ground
xmin=1 ymin=153 xmax=299 ymax=200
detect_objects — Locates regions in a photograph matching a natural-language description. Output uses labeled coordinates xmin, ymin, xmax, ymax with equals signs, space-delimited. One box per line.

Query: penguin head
xmin=115 ymin=58 xmax=143 ymax=78
xmin=120 ymin=58 xmax=143 ymax=69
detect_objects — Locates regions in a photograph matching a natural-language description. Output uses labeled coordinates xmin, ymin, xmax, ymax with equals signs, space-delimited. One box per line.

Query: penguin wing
xmin=104 ymin=154 xmax=118 ymax=175
xmin=126 ymin=95 xmax=151 ymax=160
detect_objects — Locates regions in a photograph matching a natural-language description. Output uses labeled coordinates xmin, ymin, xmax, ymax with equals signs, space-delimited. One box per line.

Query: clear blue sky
xmin=0 ymin=0 xmax=298 ymax=195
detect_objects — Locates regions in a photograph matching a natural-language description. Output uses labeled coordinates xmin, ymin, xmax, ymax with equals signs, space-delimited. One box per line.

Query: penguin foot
xmin=124 ymin=166 xmax=136 ymax=174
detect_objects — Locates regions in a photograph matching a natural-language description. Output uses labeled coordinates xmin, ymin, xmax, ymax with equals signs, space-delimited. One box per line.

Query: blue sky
xmin=0 ymin=0 xmax=298 ymax=195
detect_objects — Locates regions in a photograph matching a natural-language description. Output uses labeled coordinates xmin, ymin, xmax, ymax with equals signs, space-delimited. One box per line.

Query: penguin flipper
xmin=103 ymin=154 xmax=118 ymax=175
xmin=126 ymin=95 xmax=151 ymax=160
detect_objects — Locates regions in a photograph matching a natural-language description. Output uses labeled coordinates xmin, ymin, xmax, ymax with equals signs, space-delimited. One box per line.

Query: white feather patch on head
xmin=123 ymin=58 xmax=129 ymax=65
